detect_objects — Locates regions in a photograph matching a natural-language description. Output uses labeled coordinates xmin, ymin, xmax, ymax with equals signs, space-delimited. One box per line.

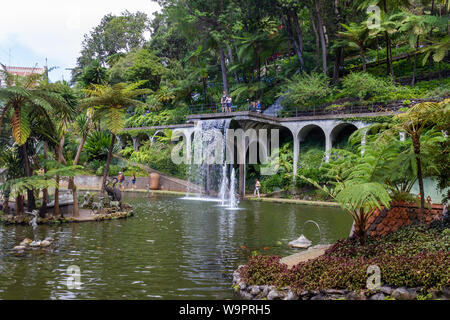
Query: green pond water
xmin=0 ymin=194 xmax=352 ymax=300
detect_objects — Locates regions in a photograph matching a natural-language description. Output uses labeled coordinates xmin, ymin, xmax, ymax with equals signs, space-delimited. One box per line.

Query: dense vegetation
xmin=240 ymin=224 xmax=450 ymax=292
xmin=0 ymin=0 xmax=449 ymax=220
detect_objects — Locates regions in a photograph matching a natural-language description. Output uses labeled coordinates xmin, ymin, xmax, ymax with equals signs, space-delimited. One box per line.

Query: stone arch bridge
xmin=121 ymin=111 xmax=380 ymax=196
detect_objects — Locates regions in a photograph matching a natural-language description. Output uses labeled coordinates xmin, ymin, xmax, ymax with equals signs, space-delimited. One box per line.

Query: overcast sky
xmin=0 ymin=0 xmax=161 ymax=82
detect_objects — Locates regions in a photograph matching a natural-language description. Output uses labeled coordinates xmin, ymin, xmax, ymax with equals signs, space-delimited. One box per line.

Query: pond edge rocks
xmin=232 ymin=266 xmax=450 ymax=300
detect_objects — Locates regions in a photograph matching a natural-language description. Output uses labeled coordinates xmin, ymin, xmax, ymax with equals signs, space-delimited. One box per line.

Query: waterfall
xmin=228 ymin=167 xmax=239 ymax=209
xmin=218 ymin=164 xmax=229 ymax=206
xmin=184 ymin=119 xmax=232 ymax=201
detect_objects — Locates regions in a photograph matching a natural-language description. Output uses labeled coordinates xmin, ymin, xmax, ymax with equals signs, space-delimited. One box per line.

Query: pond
xmin=0 ymin=194 xmax=352 ymax=300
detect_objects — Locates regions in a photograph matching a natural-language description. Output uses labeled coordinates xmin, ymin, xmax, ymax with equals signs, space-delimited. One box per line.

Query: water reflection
xmin=0 ymin=194 xmax=352 ymax=299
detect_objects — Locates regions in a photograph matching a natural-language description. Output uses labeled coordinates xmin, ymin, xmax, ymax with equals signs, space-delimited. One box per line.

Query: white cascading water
xmin=218 ymin=164 xmax=229 ymax=206
xmin=228 ymin=167 xmax=239 ymax=209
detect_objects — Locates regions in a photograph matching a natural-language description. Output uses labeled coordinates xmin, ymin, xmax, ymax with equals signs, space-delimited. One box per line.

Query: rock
xmin=369 ymin=293 xmax=386 ymax=300
xmin=346 ymin=291 xmax=365 ymax=300
xmin=44 ymin=237 xmax=54 ymax=242
xmin=29 ymin=241 xmax=41 ymax=247
xmin=40 ymin=240 xmax=51 ymax=247
xmin=250 ymin=286 xmax=260 ymax=296
xmin=392 ymin=287 xmax=415 ymax=300
xmin=325 ymin=289 xmax=347 ymax=295
xmin=379 ymin=286 xmax=393 ymax=295
xmin=310 ymin=294 xmax=325 ymax=300
xmin=267 ymin=290 xmax=280 ymax=300
xmin=238 ymin=282 xmax=246 ymax=290
xmin=20 ymin=238 xmax=33 ymax=246
xmin=442 ymin=286 xmax=450 ymax=299
xmin=13 ymin=245 xmax=26 ymax=251
xmin=261 ymin=286 xmax=270 ymax=297
xmin=298 ymin=290 xmax=309 ymax=297
xmin=284 ymin=291 xmax=299 ymax=300
xmin=240 ymin=291 xmax=253 ymax=300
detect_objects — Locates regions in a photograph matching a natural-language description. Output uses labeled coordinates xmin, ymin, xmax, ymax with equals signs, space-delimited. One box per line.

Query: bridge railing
xmin=280 ymin=103 xmax=406 ymax=118
xmin=187 ymin=102 xmax=265 ymax=115
xmin=186 ymin=100 xmax=413 ymax=117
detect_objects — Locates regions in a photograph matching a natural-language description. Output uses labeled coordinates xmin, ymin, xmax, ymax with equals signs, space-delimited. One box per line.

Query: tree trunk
xmin=101 ymin=134 xmax=116 ymax=197
xmin=53 ymin=135 xmax=65 ymax=217
xmin=219 ymin=47 xmax=229 ymax=93
xmin=2 ymin=189 xmax=10 ymax=215
xmin=227 ymin=44 xmax=239 ymax=84
xmin=314 ymin=0 xmax=328 ymax=75
xmin=413 ymin=138 xmax=425 ymax=222
xmin=412 ymin=37 xmax=419 ymax=86
xmin=69 ymin=134 xmax=88 ymax=218
xmin=40 ymin=141 xmax=48 ymax=218
xmin=361 ymin=47 xmax=367 ymax=72
xmin=309 ymin=7 xmax=321 ymax=69
xmin=283 ymin=10 xmax=305 ymax=70
xmin=72 ymin=184 xmax=79 ymax=218
xmin=22 ymin=143 xmax=36 ymax=211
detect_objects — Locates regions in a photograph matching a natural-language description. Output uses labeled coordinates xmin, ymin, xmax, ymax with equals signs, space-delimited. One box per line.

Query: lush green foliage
xmin=240 ymin=225 xmax=450 ymax=292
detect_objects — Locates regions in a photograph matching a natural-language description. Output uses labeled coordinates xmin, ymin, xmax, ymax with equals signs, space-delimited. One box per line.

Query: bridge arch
xmin=330 ymin=122 xmax=359 ymax=149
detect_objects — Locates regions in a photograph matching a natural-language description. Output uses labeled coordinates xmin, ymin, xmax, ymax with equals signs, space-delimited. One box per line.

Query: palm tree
xmin=81 ymin=81 xmax=151 ymax=196
xmin=0 ymin=72 xmax=74 ymax=212
xmin=338 ymin=23 xmax=372 ymax=72
xmin=394 ymin=12 xmax=438 ymax=85
xmin=378 ymin=99 xmax=448 ymax=221
xmin=68 ymin=112 xmax=93 ymax=217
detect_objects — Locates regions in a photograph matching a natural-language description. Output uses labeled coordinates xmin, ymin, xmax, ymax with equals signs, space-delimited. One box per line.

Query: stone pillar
xmin=293 ymin=135 xmax=299 ymax=181
xmin=239 ymin=163 xmax=246 ymax=198
xmin=361 ymin=129 xmax=368 ymax=156
xmin=132 ymin=137 xmax=140 ymax=152
xmin=325 ymin=133 xmax=332 ymax=162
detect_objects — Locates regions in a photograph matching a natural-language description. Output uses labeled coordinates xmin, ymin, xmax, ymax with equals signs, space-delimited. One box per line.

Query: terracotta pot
xmin=149 ymin=173 xmax=160 ymax=190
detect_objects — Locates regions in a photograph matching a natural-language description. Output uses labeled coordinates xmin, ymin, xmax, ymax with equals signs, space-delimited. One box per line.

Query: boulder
xmin=379 ymin=286 xmax=393 ymax=295
xmin=20 ymin=238 xmax=33 ymax=246
xmin=392 ymin=287 xmax=416 ymax=300
xmin=13 ymin=245 xmax=26 ymax=251
xmin=40 ymin=240 xmax=51 ymax=247
xmin=284 ymin=291 xmax=299 ymax=300
xmin=29 ymin=241 xmax=41 ymax=247
xmin=250 ymin=286 xmax=260 ymax=296
xmin=369 ymin=293 xmax=386 ymax=300
xmin=267 ymin=290 xmax=280 ymax=300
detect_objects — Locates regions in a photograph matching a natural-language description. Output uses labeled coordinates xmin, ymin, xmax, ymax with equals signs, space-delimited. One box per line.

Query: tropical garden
xmin=0 ymin=0 xmax=449 ymax=300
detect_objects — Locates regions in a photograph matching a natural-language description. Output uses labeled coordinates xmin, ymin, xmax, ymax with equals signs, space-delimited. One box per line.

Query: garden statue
xmin=288 ymin=220 xmax=322 ymax=249
xmin=105 ymin=178 xmax=122 ymax=202
xmin=110 ymin=201 xmax=120 ymax=211
xmin=91 ymin=198 xmax=104 ymax=214
xmin=27 ymin=210 xmax=39 ymax=241
xmin=81 ymin=191 xmax=91 ymax=208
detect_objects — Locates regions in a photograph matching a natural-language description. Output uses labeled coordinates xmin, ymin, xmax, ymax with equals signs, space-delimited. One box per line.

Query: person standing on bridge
xmin=226 ymin=95 xmax=232 ymax=112
xmin=256 ymin=100 xmax=261 ymax=113
xmin=221 ymin=91 xmax=227 ymax=112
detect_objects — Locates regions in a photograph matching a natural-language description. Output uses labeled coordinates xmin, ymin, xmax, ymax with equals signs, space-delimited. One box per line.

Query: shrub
xmin=340 ymin=72 xmax=395 ymax=100
xmin=260 ymin=174 xmax=288 ymax=194
xmin=280 ymin=72 xmax=332 ymax=109
xmin=84 ymin=131 xmax=120 ymax=161
xmin=239 ymin=225 xmax=450 ymax=292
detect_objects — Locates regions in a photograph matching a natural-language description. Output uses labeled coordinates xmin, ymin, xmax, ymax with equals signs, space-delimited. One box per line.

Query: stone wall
xmin=232 ymin=266 xmax=450 ymax=300
xmin=366 ymin=202 xmax=443 ymax=237
xmin=60 ymin=175 xmax=200 ymax=193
